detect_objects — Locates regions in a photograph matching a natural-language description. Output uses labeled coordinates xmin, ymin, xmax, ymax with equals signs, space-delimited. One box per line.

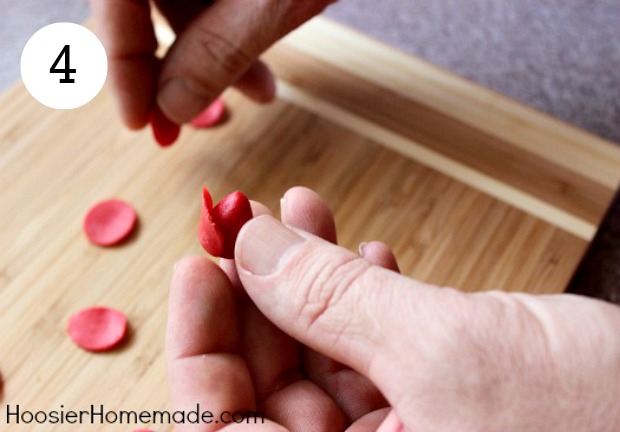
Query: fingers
xmin=234 ymin=216 xmax=458 ymax=378
xmin=167 ymin=256 xmax=255 ymax=431
xmin=346 ymin=408 xmax=392 ymax=432
xmin=280 ymin=187 xmax=337 ymax=243
xmin=94 ymin=0 xmax=332 ymax=128
xmin=359 ymin=241 xmax=400 ymax=273
xmin=220 ymin=200 xmax=272 ymax=298
xmin=220 ymin=198 xmax=313 ymax=406
xmin=234 ymin=60 xmax=277 ymax=104
xmin=249 ymin=200 xmax=273 ymax=218
xmin=279 ymin=188 xmax=400 ymax=274
xmin=280 ymin=187 xmax=388 ymax=421
xmin=156 ymin=0 xmax=333 ymax=123
xmin=237 ymin=304 xmax=303 ymax=401
xmin=261 ymin=381 xmax=346 ymax=431
xmin=221 ymin=421 xmax=289 ymax=432
xmin=153 ymin=0 xmax=209 ymax=33
xmin=301 ymin=349 xmax=388 ymax=422
xmin=375 ymin=410 xmax=403 ymax=432
xmin=226 ymin=194 xmax=335 ymax=402
xmin=219 ymin=195 xmax=346 ymax=428
xmin=91 ymin=0 xmax=158 ymax=129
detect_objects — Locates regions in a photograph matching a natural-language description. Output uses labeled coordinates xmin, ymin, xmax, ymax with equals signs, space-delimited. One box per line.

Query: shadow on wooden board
xmin=567 ymin=189 xmax=620 ymax=303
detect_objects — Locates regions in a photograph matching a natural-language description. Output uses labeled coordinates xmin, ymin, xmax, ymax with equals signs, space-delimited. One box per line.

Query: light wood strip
xmin=283 ymin=17 xmax=620 ymax=189
xmin=276 ymin=81 xmax=596 ymax=240
xmin=264 ymin=43 xmax=612 ymax=224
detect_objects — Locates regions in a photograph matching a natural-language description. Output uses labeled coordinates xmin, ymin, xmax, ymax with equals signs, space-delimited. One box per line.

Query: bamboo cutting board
xmin=1 ymin=16 xmax=620 ymax=431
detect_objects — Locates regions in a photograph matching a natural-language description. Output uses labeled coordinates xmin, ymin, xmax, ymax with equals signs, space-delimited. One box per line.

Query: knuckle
xmin=293 ymin=251 xmax=370 ymax=339
xmin=282 ymin=0 xmax=336 ymax=24
xmin=189 ymin=26 xmax=252 ymax=87
xmin=255 ymin=0 xmax=285 ymax=12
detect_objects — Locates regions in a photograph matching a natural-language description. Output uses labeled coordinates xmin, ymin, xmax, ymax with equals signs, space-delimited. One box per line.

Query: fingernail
xmin=358 ymin=242 xmax=368 ymax=256
xmin=279 ymin=196 xmax=288 ymax=217
xmin=236 ymin=215 xmax=305 ymax=276
xmin=172 ymin=256 xmax=195 ymax=274
xmin=157 ymin=78 xmax=209 ymax=123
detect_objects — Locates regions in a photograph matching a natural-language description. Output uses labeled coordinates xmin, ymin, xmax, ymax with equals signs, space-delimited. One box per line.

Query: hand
xmin=167 ymin=186 xmax=620 ymax=431
xmin=167 ymin=187 xmax=397 ymax=431
xmin=91 ymin=0 xmax=334 ymax=129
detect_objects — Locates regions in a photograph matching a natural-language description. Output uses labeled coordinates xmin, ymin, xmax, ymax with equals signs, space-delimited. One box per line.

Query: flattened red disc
xmin=190 ymin=98 xmax=226 ymax=128
xmin=67 ymin=307 xmax=127 ymax=352
xmin=83 ymin=199 xmax=137 ymax=246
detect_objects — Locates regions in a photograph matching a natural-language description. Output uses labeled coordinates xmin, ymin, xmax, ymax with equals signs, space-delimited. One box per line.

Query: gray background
xmin=2 ymin=1 xmax=619 ymax=144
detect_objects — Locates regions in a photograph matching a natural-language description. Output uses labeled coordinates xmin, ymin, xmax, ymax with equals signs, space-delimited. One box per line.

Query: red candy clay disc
xmin=67 ymin=307 xmax=127 ymax=352
xmin=190 ymin=98 xmax=226 ymax=128
xmin=150 ymin=105 xmax=180 ymax=147
xmin=83 ymin=199 xmax=137 ymax=247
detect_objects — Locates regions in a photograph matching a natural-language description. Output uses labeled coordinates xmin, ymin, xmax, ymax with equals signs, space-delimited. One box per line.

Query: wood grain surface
xmin=263 ymin=19 xmax=620 ymax=237
xmin=1 ymin=17 xmax=619 ymax=431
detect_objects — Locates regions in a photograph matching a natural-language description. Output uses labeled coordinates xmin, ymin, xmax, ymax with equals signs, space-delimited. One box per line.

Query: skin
xmin=90 ymin=0 xmax=335 ymax=130
xmin=93 ymin=3 xmax=620 ymax=428
xmin=168 ymin=187 xmax=620 ymax=431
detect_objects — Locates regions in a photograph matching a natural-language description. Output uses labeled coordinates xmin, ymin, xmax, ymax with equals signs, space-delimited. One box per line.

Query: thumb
xmin=235 ymin=215 xmax=462 ymax=379
xmin=156 ymin=0 xmax=333 ymax=123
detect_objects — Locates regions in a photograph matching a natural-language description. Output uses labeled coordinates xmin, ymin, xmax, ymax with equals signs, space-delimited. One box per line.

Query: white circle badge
xmin=21 ymin=23 xmax=108 ymax=109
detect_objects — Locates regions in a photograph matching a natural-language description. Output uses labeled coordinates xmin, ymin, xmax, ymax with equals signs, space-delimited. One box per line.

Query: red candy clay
xmin=150 ymin=105 xmax=180 ymax=147
xmin=190 ymin=98 xmax=226 ymax=128
xmin=83 ymin=199 xmax=137 ymax=247
xmin=198 ymin=187 xmax=252 ymax=259
xmin=67 ymin=307 xmax=128 ymax=352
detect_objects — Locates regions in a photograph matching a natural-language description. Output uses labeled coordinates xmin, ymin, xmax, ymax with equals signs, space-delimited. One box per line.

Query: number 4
xmin=50 ymin=45 xmax=76 ymax=83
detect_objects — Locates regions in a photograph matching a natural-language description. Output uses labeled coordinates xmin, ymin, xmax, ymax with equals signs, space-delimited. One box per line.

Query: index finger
xmin=91 ymin=0 xmax=158 ymax=129
xmin=167 ymin=256 xmax=256 ymax=431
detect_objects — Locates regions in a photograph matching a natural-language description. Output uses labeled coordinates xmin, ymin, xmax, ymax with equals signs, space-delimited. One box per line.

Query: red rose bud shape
xmin=150 ymin=105 xmax=180 ymax=147
xmin=198 ymin=187 xmax=252 ymax=259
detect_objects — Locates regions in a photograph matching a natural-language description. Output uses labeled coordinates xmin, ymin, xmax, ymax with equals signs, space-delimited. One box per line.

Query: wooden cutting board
xmin=1 ymin=16 xmax=619 ymax=431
